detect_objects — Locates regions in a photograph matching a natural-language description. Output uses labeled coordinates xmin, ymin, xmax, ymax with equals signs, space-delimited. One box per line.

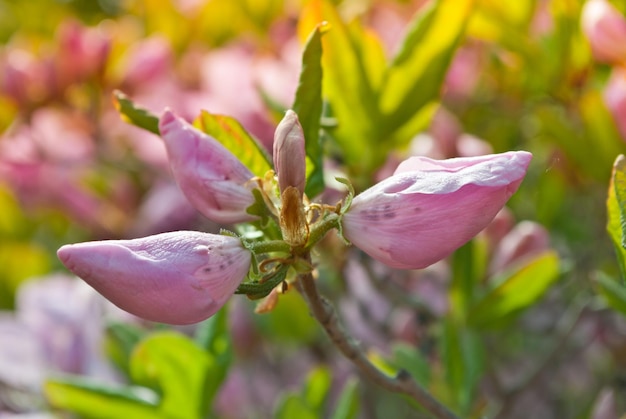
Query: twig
xmin=297 ymin=253 xmax=460 ymax=419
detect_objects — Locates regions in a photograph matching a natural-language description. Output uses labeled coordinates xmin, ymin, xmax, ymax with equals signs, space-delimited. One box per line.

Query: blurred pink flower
xmin=488 ymin=220 xmax=551 ymax=274
xmin=120 ymin=36 xmax=173 ymax=89
xmin=410 ymin=108 xmax=493 ymax=160
xmin=57 ymin=231 xmax=252 ymax=325
xmin=0 ymin=275 xmax=122 ymax=414
xmin=55 ymin=20 xmax=110 ymax=87
xmin=342 ymin=151 xmax=532 ymax=269
xmin=581 ymin=0 xmax=626 ymax=65
xmin=604 ymin=68 xmax=626 ymax=141
xmin=0 ymin=50 xmax=48 ymax=107
xmin=444 ymin=44 xmax=483 ymax=100
xmin=273 ymin=110 xmax=306 ymax=196
xmin=159 ymin=109 xmax=257 ymax=224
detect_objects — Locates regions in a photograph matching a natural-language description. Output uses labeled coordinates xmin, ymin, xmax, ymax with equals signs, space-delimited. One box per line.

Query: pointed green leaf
xmin=113 ymin=90 xmax=160 ymax=135
xmin=330 ymin=378 xmax=360 ymax=419
xmin=194 ymin=111 xmax=272 ymax=178
xmin=379 ymin=0 xmax=474 ymax=137
xmin=292 ymin=22 xmax=328 ymax=198
xmin=468 ymin=251 xmax=561 ymax=328
xmin=45 ymin=376 xmax=160 ymax=419
xmin=607 ymin=154 xmax=626 ymax=281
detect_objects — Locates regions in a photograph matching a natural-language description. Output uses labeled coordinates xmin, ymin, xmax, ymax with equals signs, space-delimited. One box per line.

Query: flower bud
xmin=57 ymin=231 xmax=252 ymax=325
xmin=273 ymin=110 xmax=306 ymax=196
xmin=581 ymin=0 xmax=626 ymax=65
xmin=159 ymin=110 xmax=257 ymax=224
xmin=341 ymin=151 xmax=532 ymax=269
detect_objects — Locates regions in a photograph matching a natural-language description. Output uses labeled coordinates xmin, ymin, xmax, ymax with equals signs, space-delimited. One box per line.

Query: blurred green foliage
xmin=3 ymin=0 xmax=626 ymax=417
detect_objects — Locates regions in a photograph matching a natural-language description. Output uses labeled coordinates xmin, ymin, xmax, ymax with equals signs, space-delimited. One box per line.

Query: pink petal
xmin=342 ymin=151 xmax=532 ymax=269
xmin=57 ymin=231 xmax=251 ymax=325
xmin=159 ymin=110 xmax=257 ymax=224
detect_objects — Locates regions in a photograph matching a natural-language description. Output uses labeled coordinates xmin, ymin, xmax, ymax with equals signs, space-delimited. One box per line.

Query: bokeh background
xmin=1 ymin=0 xmax=626 ymax=418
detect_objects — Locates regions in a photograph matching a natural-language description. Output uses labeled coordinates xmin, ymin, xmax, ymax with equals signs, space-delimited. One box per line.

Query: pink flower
xmin=341 ymin=151 xmax=532 ymax=269
xmin=159 ymin=110 xmax=257 ymax=224
xmin=57 ymin=231 xmax=252 ymax=325
xmin=273 ymin=110 xmax=306 ymax=196
xmin=604 ymin=68 xmax=626 ymax=141
xmin=581 ymin=0 xmax=626 ymax=65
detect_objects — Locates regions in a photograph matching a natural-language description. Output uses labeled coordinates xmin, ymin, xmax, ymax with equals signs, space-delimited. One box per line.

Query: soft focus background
xmin=1 ymin=0 xmax=626 ymax=418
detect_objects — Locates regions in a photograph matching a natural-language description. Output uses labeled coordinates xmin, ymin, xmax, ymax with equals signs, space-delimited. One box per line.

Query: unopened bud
xmin=273 ymin=110 xmax=306 ymax=196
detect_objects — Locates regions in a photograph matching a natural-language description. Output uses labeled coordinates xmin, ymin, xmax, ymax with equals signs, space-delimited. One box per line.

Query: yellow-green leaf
xmin=45 ymin=377 xmax=160 ymax=419
xmin=379 ymin=0 xmax=474 ymax=133
xmin=468 ymin=251 xmax=560 ymax=328
xmin=607 ymin=154 xmax=626 ymax=280
xmin=193 ymin=111 xmax=272 ymax=178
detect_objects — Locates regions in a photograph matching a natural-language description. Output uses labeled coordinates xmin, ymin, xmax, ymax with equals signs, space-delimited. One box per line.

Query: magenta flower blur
xmin=581 ymin=0 xmax=626 ymax=65
xmin=57 ymin=231 xmax=252 ymax=325
xmin=159 ymin=109 xmax=257 ymax=224
xmin=341 ymin=151 xmax=532 ymax=269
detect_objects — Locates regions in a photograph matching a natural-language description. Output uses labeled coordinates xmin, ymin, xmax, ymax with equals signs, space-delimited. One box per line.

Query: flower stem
xmin=246 ymin=239 xmax=291 ymax=255
xmin=297 ymin=252 xmax=459 ymax=419
xmin=305 ymin=213 xmax=340 ymax=250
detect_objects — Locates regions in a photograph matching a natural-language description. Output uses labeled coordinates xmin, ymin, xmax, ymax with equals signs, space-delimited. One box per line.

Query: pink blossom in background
xmin=443 ymin=43 xmax=483 ymax=100
xmin=488 ymin=220 xmax=551 ymax=274
xmin=0 ymin=275 xmax=123 ymax=415
xmin=0 ymin=49 xmax=48 ymax=108
xmin=119 ymin=36 xmax=173 ymax=89
xmin=342 ymin=151 xmax=532 ymax=269
xmin=57 ymin=231 xmax=252 ymax=325
xmin=582 ymin=0 xmax=626 ymax=65
xmin=193 ymin=44 xmax=282 ymax=147
xmin=129 ymin=181 xmax=201 ymax=236
xmin=603 ymin=68 xmax=626 ymax=141
xmin=54 ymin=20 xmax=110 ymax=87
xmin=410 ymin=108 xmax=493 ymax=160
xmin=159 ymin=110 xmax=258 ymax=224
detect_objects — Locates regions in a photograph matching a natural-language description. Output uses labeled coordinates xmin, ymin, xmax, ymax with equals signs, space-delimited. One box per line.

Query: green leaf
xmin=607 ymin=154 xmax=626 ymax=281
xmin=379 ymin=0 xmax=474 ymax=138
xmin=0 ymin=243 xmax=50 ymax=309
xmin=330 ymin=378 xmax=360 ymax=419
xmin=45 ymin=376 xmax=160 ymax=419
xmin=303 ymin=367 xmax=332 ymax=413
xmin=292 ymin=22 xmax=328 ymax=198
xmin=193 ymin=111 xmax=272 ymax=178
xmin=130 ymin=331 xmax=224 ymax=418
xmin=298 ymin=0 xmax=381 ymax=176
xmin=389 ymin=343 xmax=431 ymax=387
xmin=275 ymin=394 xmax=318 ymax=419
xmin=468 ymin=251 xmax=561 ymax=328
xmin=112 ymin=90 xmax=160 ymax=135
xmin=255 ymin=290 xmax=319 ymax=343
xmin=440 ymin=318 xmax=484 ymax=413
xmin=104 ymin=322 xmax=146 ymax=376
xmin=595 ymin=272 xmax=626 ymax=316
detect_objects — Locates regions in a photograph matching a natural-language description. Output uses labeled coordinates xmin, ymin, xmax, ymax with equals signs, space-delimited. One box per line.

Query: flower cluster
xmin=58 ymin=110 xmax=531 ymax=324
